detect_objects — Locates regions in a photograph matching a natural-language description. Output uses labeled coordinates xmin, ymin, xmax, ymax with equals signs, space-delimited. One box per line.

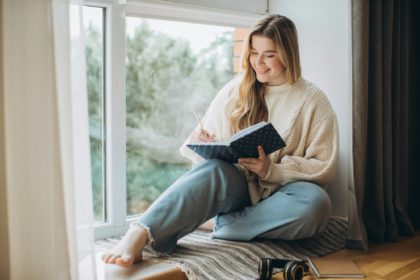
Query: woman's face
xmin=249 ymin=35 xmax=286 ymax=86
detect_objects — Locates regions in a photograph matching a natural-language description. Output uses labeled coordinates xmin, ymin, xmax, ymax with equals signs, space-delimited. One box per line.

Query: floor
xmin=279 ymin=232 xmax=420 ymax=280
xmin=97 ymin=232 xmax=420 ymax=280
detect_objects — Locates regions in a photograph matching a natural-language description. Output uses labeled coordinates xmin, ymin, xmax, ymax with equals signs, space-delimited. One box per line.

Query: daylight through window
xmin=84 ymin=6 xmax=106 ymax=223
xmin=125 ymin=17 xmax=235 ymax=216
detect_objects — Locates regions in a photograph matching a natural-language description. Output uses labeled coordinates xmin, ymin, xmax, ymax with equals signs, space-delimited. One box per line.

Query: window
xmin=148 ymin=0 xmax=267 ymax=14
xmin=82 ymin=0 xmax=259 ymax=238
xmin=125 ymin=18 xmax=234 ymax=216
xmin=84 ymin=6 xmax=106 ymax=224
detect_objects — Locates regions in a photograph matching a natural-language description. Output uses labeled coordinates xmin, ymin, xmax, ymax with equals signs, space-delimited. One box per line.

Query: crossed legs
xmin=102 ymin=159 xmax=250 ymax=266
xmin=102 ymin=160 xmax=331 ymax=267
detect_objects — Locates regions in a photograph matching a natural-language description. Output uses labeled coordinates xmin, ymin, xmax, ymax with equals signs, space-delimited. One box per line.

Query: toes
xmin=108 ymin=254 xmax=121 ymax=264
xmin=101 ymin=252 xmax=113 ymax=263
xmin=116 ymin=256 xmax=134 ymax=268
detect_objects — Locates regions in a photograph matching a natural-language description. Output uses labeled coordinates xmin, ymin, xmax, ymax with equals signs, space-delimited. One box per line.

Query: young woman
xmin=102 ymin=14 xmax=338 ymax=267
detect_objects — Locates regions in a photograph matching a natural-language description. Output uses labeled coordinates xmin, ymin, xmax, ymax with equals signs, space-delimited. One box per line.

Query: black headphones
xmin=258 ymin=258 xmax=309 ymax=280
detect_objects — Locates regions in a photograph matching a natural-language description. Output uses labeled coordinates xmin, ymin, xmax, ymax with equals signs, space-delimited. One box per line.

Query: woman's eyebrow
xmin=251 ymin=48 xmax=277 ymax=53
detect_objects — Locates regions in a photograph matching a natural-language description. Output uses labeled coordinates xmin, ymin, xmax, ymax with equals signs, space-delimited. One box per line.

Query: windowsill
xmin=93 ymin=252 xmax=187 ymax=280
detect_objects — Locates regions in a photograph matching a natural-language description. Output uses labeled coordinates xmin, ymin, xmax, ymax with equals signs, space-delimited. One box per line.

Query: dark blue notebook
xmin=187 ymin=122 xmax=286 ymax=163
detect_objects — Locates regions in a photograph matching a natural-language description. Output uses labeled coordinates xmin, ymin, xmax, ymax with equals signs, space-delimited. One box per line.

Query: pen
xmin=193 ymin=111 xmax=209 ymax=137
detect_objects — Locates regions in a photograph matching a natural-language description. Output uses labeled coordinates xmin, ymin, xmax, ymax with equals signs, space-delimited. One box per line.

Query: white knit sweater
xmin=180 ymin=77 xmax=339 ymax=204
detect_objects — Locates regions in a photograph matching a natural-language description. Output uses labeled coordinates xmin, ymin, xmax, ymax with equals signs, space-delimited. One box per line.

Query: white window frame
xmin=85 ymin=0 xmax=263 ymax=240
xmin=129 ymin=0 xmax=268 ymax=15
xmin=125 ymin=0 xmax=264 ymax=27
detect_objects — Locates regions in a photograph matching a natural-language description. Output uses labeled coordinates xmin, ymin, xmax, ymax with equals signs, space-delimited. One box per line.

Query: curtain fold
xmin=407 ymin=0 xmax=420 ymax=232
xmin=53 ymin=1 xmax=98 ymax=278
xmin=1 ymin=0 xmax=96 ymax=278
xmin=2 ymin=0 xmax=71 ymax=277
xmin=352 ymin=0 xmax=418 ymax=245
xmin=0 ymin=1 xmax=11 ymax=279
xmin=348 ymin=0 xmax=370 ymax=251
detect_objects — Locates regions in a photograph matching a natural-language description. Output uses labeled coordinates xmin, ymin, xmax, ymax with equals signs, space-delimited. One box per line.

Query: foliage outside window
xmin=84 ymin=6 xmax=105 ymax=223
xmin=125 ymin=18 xmax=234 ymax=215
xmin=85 ymin=12 xmax=235 ymax=219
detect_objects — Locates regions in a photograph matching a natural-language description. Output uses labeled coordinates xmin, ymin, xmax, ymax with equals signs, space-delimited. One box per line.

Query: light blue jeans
xmin=137 ymin=159 xmax=331 ymax=254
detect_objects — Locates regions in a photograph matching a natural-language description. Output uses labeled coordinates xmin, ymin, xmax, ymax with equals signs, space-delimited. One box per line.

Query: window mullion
xmin=104 ymin=3 xmax=127 ymax=237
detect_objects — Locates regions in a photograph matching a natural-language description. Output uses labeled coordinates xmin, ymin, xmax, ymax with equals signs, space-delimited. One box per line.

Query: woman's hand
xmin=189 ymin=129 xmax=215 ymax=143
xmin=238 ymin=146 xmax=271 ymax=178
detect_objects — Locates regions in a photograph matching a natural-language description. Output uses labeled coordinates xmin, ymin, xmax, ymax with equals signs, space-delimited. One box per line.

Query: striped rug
xmin=97 ymin=216 xmax=347 ymax=280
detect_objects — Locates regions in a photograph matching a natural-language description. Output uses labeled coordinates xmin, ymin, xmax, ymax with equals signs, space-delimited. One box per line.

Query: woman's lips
xmin=255 ymin=68 xmax=270 ymax=75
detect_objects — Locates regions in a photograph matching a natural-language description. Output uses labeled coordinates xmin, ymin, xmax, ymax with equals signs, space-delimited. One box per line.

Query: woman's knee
xmin=304 ymin=182 xmax=330 ymax=213
xmin=202 ymin=159 xmax=244 ymax=182
xmin=198 ymin=159 xmax=248 ymax=198
xmin=308 ymin=189 xmax=331 ymax=229
xmin=203 ymin=159 xmax=238 ymax=174
xmin=283 ymin=181 xmax=331 ymax=230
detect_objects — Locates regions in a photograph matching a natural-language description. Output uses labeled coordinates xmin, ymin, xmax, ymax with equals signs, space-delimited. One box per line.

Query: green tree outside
xmin=86 ymin=22 xmax=105 ymax=222
xmin=85 ymin=19 xmax=234 ymax=219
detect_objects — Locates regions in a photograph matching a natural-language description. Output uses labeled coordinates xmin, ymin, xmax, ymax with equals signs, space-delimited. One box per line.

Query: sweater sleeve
xmin=179 ymin=79 xmax=237 ymax=164
xmin=261 ymin=111 xmax=339 ymax=189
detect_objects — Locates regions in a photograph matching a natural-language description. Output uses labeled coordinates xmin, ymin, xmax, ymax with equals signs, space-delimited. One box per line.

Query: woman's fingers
xmin=239 ymin=151 xmax=270 ymax=178
xmin=199 ymin=130 xmax=215 ymax=142
xmin=190 ymin=130 xmax=215 ymax=143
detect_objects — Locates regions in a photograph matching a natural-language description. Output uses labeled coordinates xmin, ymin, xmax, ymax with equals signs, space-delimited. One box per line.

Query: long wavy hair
xmin=229 ymin=14 xmax=301 ymax=133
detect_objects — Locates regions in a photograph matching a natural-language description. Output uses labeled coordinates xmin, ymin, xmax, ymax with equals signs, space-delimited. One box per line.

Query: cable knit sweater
xmin=180 ymin=77 xmax=339 ymax=204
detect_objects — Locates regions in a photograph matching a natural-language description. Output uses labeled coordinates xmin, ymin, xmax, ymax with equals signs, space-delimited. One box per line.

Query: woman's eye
xmin=266 ymin=55 xmax=275 ymax=58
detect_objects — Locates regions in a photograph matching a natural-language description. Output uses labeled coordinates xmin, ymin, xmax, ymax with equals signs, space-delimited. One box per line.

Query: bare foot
xmin=102 ymin=223 xmax=149 ymax=267
xmin=198 ymin=219 xmax=214 ymax=231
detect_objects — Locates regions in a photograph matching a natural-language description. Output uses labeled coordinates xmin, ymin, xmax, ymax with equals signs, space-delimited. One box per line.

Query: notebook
xmin=306 ymin=255 xmax=365 ymax=278
xmin=187 ymin=121 xmax=285 ymax=163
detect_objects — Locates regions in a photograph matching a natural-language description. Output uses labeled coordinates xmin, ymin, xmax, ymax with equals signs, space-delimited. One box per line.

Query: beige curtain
xmin=0 ymin=0 xmax=96 ymax=279
xmin=0 ymin=1 xmax=11 ymax=278
xmin=2 ymin=0 xmax=70 ymax=276
xmin=351 ymin=0 xmax=418 ymax=247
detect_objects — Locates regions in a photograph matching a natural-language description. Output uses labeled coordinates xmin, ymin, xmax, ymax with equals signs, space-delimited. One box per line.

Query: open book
xmin=187 ymin=121 xmax=285 ymax=163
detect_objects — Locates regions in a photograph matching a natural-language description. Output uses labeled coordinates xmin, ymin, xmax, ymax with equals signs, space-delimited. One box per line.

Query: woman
xmin=102 ymin=14 xmax=338 ymax=267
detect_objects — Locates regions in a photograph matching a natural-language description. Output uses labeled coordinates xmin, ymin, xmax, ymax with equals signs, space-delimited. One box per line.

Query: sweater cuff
xmin=258 ymin=177 xmax=280 ymax=199
xmin=179 ymin=143 xmax=204 ymax=165
xmin=261 ymin=161 xmax=274 ymax=181
xmin=261 ymin=162 xmax=286 ymax=185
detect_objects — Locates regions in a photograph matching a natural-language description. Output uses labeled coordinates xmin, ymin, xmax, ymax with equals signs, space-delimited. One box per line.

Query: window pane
xmin=84 ymin=6 xmax=105 ymax=223
xmin=125 ymin=18 xmax=234 ymax=216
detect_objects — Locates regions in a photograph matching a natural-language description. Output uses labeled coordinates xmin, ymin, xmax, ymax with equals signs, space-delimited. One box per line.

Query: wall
xmin=233 ymin=28 xmax=249 ymax=73
xmin=270 ymin=0 xmax=351 ymax=217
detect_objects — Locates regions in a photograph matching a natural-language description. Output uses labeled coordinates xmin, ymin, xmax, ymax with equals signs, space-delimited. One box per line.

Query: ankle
xmin=129 ymin=223 xmax=149 ymax=244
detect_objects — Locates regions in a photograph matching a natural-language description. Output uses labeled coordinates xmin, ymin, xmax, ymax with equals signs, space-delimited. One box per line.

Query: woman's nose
xmin=256 ymin=55 xmax=265 ymax=65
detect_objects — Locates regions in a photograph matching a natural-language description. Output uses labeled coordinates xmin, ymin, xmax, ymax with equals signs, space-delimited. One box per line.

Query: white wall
xmin=269 ymin=0 xmax=351 ymax=217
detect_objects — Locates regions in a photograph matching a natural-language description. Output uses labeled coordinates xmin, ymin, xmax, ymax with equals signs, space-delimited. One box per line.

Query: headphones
xmin=258 ymin=258 xmax=309 ymax=280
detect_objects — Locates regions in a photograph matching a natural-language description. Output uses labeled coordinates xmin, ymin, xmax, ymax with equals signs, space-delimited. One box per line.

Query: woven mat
xmin=96 ymin=217 xmax=347 ymax=280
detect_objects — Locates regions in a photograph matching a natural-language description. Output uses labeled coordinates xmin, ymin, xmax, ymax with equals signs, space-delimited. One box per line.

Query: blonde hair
xmin=230 ymin=15 xmax=301 ymax=133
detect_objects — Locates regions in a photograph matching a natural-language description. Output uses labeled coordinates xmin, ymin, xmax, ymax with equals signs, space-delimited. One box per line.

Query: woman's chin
xmin=256 ymin=76 xmax=269 ymax=84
